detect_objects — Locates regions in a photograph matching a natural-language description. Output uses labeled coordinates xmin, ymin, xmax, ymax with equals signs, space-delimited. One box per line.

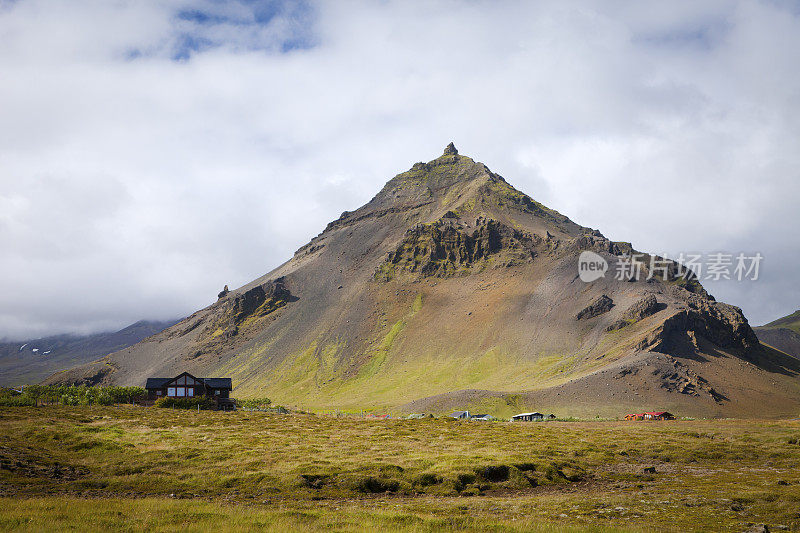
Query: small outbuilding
xmin=511 ymin=412 xmax=545 ymax=422
xmin=625 ymin=411 xmax=674 ymax=421
xmin=644 ymin=411 xmax=674 ymax=420
xmin=450 ymin=410 xmax=471 ymax=419
xmin=470 ymin=414 xmax=493 ymax=421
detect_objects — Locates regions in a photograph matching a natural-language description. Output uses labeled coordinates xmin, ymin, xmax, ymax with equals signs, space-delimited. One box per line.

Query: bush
xmin=476 ymin=465 xmax=509 ymax=482
xmin=356 ymin=476 xmax=399 ymax=493
xmin=0 ymin=385 xmax=146 ymax=406
xmin=0 ymin=394 xmax=36 ymax=407
xmin=453 ymin=472 xmax=476 ymax=491
xmin=237 ymin=397 xmax=272 ymax=410
xmin=61 ymin=386 xmax=146 ymax=406
xmin=414 ymin=473 xmax=441 ymax=487
xmin=155 ymin=396 xmax=214 ymax=410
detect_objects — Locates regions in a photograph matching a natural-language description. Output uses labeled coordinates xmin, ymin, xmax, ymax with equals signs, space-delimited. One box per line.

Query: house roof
xmin=450 ymin=411 xmax=469 ymax=417
xmin=145 ymin=378 xmax=171 ymax=388
xmin=145 ymin=376 xmax=232 ymax=389
xmin=203 ymin=378 xmax=232 ymax=389
xmin=512 ymin=412 xmax=544 ymax=417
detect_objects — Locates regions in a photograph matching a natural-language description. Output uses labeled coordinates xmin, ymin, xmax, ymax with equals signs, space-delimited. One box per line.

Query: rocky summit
xmin=49 ymin=145 xmax=800 ymax=418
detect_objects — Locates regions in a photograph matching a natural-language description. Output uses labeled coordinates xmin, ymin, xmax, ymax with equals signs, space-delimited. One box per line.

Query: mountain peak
xmin=46 ymin=144 xmax=796 ymax=421
xmin=443 ymin=142 xmax=458 ymax=156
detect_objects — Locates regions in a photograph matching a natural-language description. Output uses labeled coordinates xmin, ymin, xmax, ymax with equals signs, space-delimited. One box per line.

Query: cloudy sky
xmin=1 ymin=0 xmax=798 ymax=340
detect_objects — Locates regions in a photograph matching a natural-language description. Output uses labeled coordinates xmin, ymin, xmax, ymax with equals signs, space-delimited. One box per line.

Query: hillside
xmin=755 ymin=310 xmax=800 ymax=360
xmin=47 ymin=144 xmax=800 ymax=418
xmin=764 ymin=310 xmax=800 ymax=333
xmin=0 ymin=320 xmax=178 ymax=386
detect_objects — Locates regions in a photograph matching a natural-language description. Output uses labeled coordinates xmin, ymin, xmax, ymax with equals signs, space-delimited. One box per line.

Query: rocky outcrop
xmin=217 ymin=285 xmax=229 ymax=299
xmin=443 ymin=142 xmax=458 ymax=155
xmin=616 ymin=356 xmax=725 ymax=402
xmin=576 ymin=295 xmax=614 ymax=320
xmin=623 ymin=294 xmax=661 ymax=321
xmin=376 ymin=218 xmax=542 ymax=280
xmin=638 ymin=296 xmax=759 ymax=356
xmin=198 ymin=278 xmax=293 ymax=349
xmin=231 ymin=279 xmax=291 ymax=325
xmin=607 ymin=294 xmax=664 ymax=333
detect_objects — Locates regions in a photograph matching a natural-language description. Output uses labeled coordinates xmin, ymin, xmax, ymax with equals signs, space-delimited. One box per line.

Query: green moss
xmin=358 ymin=320 xmax=405 ymax=379
xmin=274 ymin=342 xmax=321 ymax=392
xmin=483 ymin=181 xmax=569 ymax=223
xmin=239 ymin=297 xmax=287 ymax=329
xmin=411 ymin=293 xmax=423 ymax=314
xmin=453 ymin=196 xmax=476 ymax=215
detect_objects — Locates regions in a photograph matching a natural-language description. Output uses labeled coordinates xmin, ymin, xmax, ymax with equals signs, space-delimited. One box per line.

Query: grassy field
xmin=1 ymin=407 xmax=800 ymax=531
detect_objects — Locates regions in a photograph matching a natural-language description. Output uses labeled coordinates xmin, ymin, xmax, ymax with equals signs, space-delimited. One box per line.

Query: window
xmin=178 ymin=376 xmax=186 ymax=385
xmin=187 ymin=388 xmax=194 ymax=397
xmin=167 ymin=387 xmax=176 ymax=397
xmin=214 ymin=390 xmax=220 ymax=395
xmin=156 ymin=390 xmax=161 ymax=396
xmin=176 ymin=387 xmax=186 ymax=397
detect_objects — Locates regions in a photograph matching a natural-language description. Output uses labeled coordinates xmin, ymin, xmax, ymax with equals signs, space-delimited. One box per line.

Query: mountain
xmin=0 ymin=320 xmax=178 ymax=386
xmin=47 ymin=144 xmax=800 ymax=418
xmin=754 ymin=310 xmax=800 ymax=360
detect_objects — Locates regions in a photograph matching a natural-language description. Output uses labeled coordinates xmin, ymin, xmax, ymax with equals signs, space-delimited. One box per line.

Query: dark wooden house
xmin=145 ymin=372 xmax=234 ymax=409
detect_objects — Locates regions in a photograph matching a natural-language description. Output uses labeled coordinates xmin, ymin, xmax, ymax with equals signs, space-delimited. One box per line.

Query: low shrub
xmin=356 ymin=476 xmax=399 ymax=493
xmin=155 ymin=397 xmax=214 ymax=410
xmin=453 ymin=472 xmax=476 ymax=491
xmin=237 ymin=397 xmax=272 ymax=410
xmin=298 ymin=474 xmax=330 ymax=489
xmin=0 ymin=394 xmax=36 ymax=407
xmin=4 ymin=385 xmax=147 ymax=406
xmin=414 ymin=473 xmax=441 ymax=487
xmin=476 ymin=465 xmax=509 ymax=482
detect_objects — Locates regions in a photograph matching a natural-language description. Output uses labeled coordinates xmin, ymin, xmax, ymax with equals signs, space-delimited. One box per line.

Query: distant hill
xmin=47 ymin=144 xmax=800 ymax=418
xmin=754 ymin=310 xmax=800 ymax=360
xmin=762 ymin=310 xmax=800 ymax=334
xmin=0 ymin=320 xmax=179 ymax=386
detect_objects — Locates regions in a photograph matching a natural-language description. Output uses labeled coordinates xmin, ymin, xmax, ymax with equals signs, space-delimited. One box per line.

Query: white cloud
xmin=0 ymin=0 xmax=798 ymax=339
